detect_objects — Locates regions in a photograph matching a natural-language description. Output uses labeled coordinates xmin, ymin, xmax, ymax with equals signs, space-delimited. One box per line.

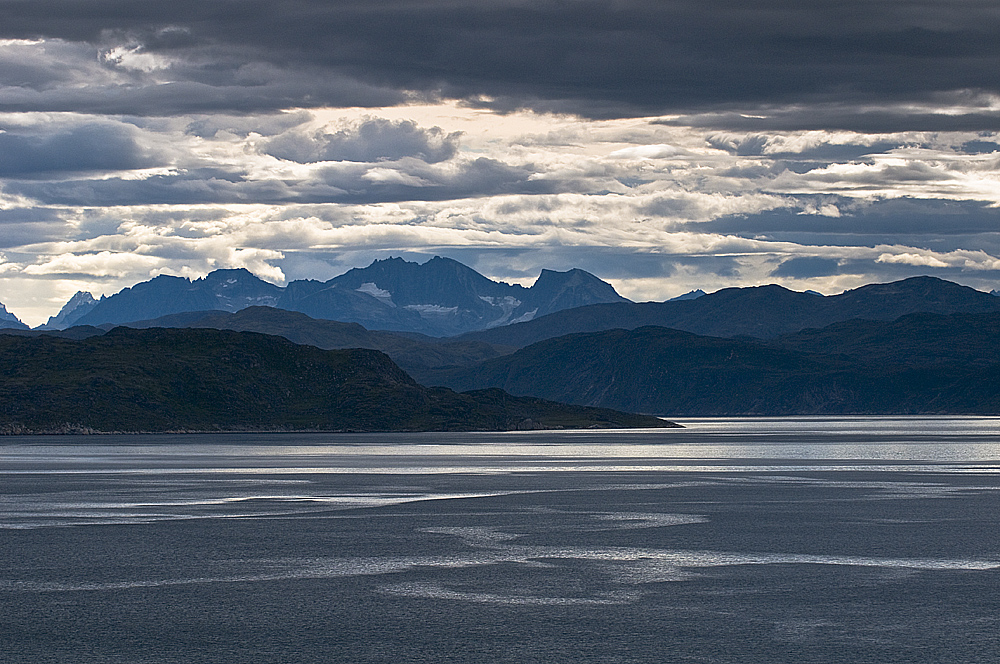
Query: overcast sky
xmin=2 ymin=0 xmax=1000 ymax=325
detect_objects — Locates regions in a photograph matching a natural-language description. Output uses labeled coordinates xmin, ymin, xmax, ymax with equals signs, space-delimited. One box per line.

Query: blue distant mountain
xmin=37 ymin=291 xmax=99 ymax=330
xmin=668 ymin=289 xmax=706 ymax=301
xmin=67 ymin=257 xmax=629 ymax=336
xmin=458 ymin=276 xmax=1000 ymax=347
xmin=0 ymin=302 xmax=28 ymax=330
xmin=71 ymin=269 xmax=282 ymax=330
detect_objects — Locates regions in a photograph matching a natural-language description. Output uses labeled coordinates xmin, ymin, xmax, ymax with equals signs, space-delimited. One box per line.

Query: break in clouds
xmin=1 ymin=0 xmax=1000 ymax=324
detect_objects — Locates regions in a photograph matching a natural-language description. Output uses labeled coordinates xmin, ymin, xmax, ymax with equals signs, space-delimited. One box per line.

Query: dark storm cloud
xmin=770 ymin=254 xmax=1000 ymax=289
xmin=706 ymin=135 xmax=905 ymax=162
xmin=0 ymin=124 xmax=155 ymax=176
xmin=638 ymin=195 xmax=708 ymax=218
xmin=0 ymin=68 xmax=406 ymax=116
xmin=961 ymin=139 xmax=1000 ymax=155
xmin=0 ymin=208 xmax=68 ymax=246
xmin=688 ymin=199 xmax=1000 ymax=271
xmin=2 ymin=1 xmax=1000 ymax=124
xmin=770 ymin=256 xmax=842 ymax=279
xmin=698 ymin=199 xmax=1000 ymax=239
xmin=265 ymin=119 xmax=461 ymax=163
xmin=2 ymin=170 xmax=288 ymax=206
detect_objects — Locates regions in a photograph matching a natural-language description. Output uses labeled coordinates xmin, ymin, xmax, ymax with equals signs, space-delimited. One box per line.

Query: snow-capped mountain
xmin=63 ymin=258 xmax=629 ymax=336
xmin=39 ymin=291 xmax=99 ymax=330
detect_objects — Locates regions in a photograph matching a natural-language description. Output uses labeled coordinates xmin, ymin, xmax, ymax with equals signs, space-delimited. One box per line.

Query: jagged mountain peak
xmin=328 ymin=256 xmax=523 ymax=324
xmin=196 ymin=267 xmax=259 ymax=283
xmin=529 ymin=267 xmax=627 ymax=317
xmin=0 ymin=301 xmax=28 ymax=330
xmin=66 ymin=290 xmax=96 ymax=305
xmin=196 ymin=268 xmax=281 ymax=312
xmin=40 ymin=291 xmax=98 ymax=330
xmin=335 ymin=256 xmax=500 ymax=291
xmin=535 ymin=267 xmax=600 ymax=287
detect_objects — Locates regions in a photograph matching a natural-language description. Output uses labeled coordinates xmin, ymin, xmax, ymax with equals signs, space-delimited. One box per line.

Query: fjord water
xmin=3 ymin=419 xmax=1000 ymax=663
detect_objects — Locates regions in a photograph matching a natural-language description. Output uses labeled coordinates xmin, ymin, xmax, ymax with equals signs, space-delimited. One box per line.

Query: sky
xmin=2 ymin=0 xmax=1000 ymax=326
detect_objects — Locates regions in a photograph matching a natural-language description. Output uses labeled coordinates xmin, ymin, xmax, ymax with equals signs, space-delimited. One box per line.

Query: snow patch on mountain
xmin=405 ymin=304 xmax=459 ymax=317
xmin=507 ymin=309 xmax=538 ymax=325
xmin=357 ymin=282 xmax=395 ymax=306
xmin=482 ymin=295 xmax=524 ymax=328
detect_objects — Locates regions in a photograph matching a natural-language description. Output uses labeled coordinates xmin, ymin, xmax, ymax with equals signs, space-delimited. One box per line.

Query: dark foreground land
xmin=2 ymin=424 xmax=999 ymax=663
xmin=0 ymin=327 xmax=671 ymax=432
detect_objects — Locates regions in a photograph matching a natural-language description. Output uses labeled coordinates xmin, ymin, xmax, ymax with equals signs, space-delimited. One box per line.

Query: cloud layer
xmin=0 ymin=2 xmax=999 ymax=324
xmin=2 ymin=1 xmax=1000 ymax=124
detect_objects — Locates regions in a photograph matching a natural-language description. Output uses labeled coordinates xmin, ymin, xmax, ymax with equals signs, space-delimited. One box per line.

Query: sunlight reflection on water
xmin=3 ymin=417 xmax=1000 ymax=531
xmin=3 ymin=416 xmax=1000 ymax=462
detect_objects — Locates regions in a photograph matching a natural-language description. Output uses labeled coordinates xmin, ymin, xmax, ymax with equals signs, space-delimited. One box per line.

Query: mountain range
xmin=18 ymin=274 xmax=995 ymax=416
xmin=423 ymin=311 xmax=1000 ymax=416
xmin=47 ymin=256 xmax=627 ymax=336
xmin=14 ymin=257 xmax=1000 ymax=342
xmin=6 ymin=261 xmax=1000 ymax=420
xmin=455 ymin=276 xmax=1000 ymax=347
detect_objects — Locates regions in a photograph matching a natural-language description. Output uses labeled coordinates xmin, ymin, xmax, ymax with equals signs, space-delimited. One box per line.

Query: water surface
xmin=3 ymin=418 xmax=999 ymax=663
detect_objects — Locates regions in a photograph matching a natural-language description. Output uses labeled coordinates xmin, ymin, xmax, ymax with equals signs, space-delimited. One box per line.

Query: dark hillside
xmin=771 ymin=311 xmax=1000 ymax=366
xmin=119 ymin=306 xmax=513 ymax=374
xmin=426 ymin=322 xmax=1000 ymax=416
xmin=0 ymin=328 xmax=671 ymax=433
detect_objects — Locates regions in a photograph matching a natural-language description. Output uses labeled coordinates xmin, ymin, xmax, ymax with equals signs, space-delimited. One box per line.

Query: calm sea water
xmin=3 ymin=417 xmax=1000 ymax=663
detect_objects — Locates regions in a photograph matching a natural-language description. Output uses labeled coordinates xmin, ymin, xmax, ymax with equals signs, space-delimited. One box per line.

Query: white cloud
xmin=607 ymin=144 xmax=684 ymax=159
xmin=876 ymin=252 xmax=950 ymax=268
xmin=361 ymin=168 xmax=434 ymax=186
xmin=875 ymin=247 xmax=1000 ymax=271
